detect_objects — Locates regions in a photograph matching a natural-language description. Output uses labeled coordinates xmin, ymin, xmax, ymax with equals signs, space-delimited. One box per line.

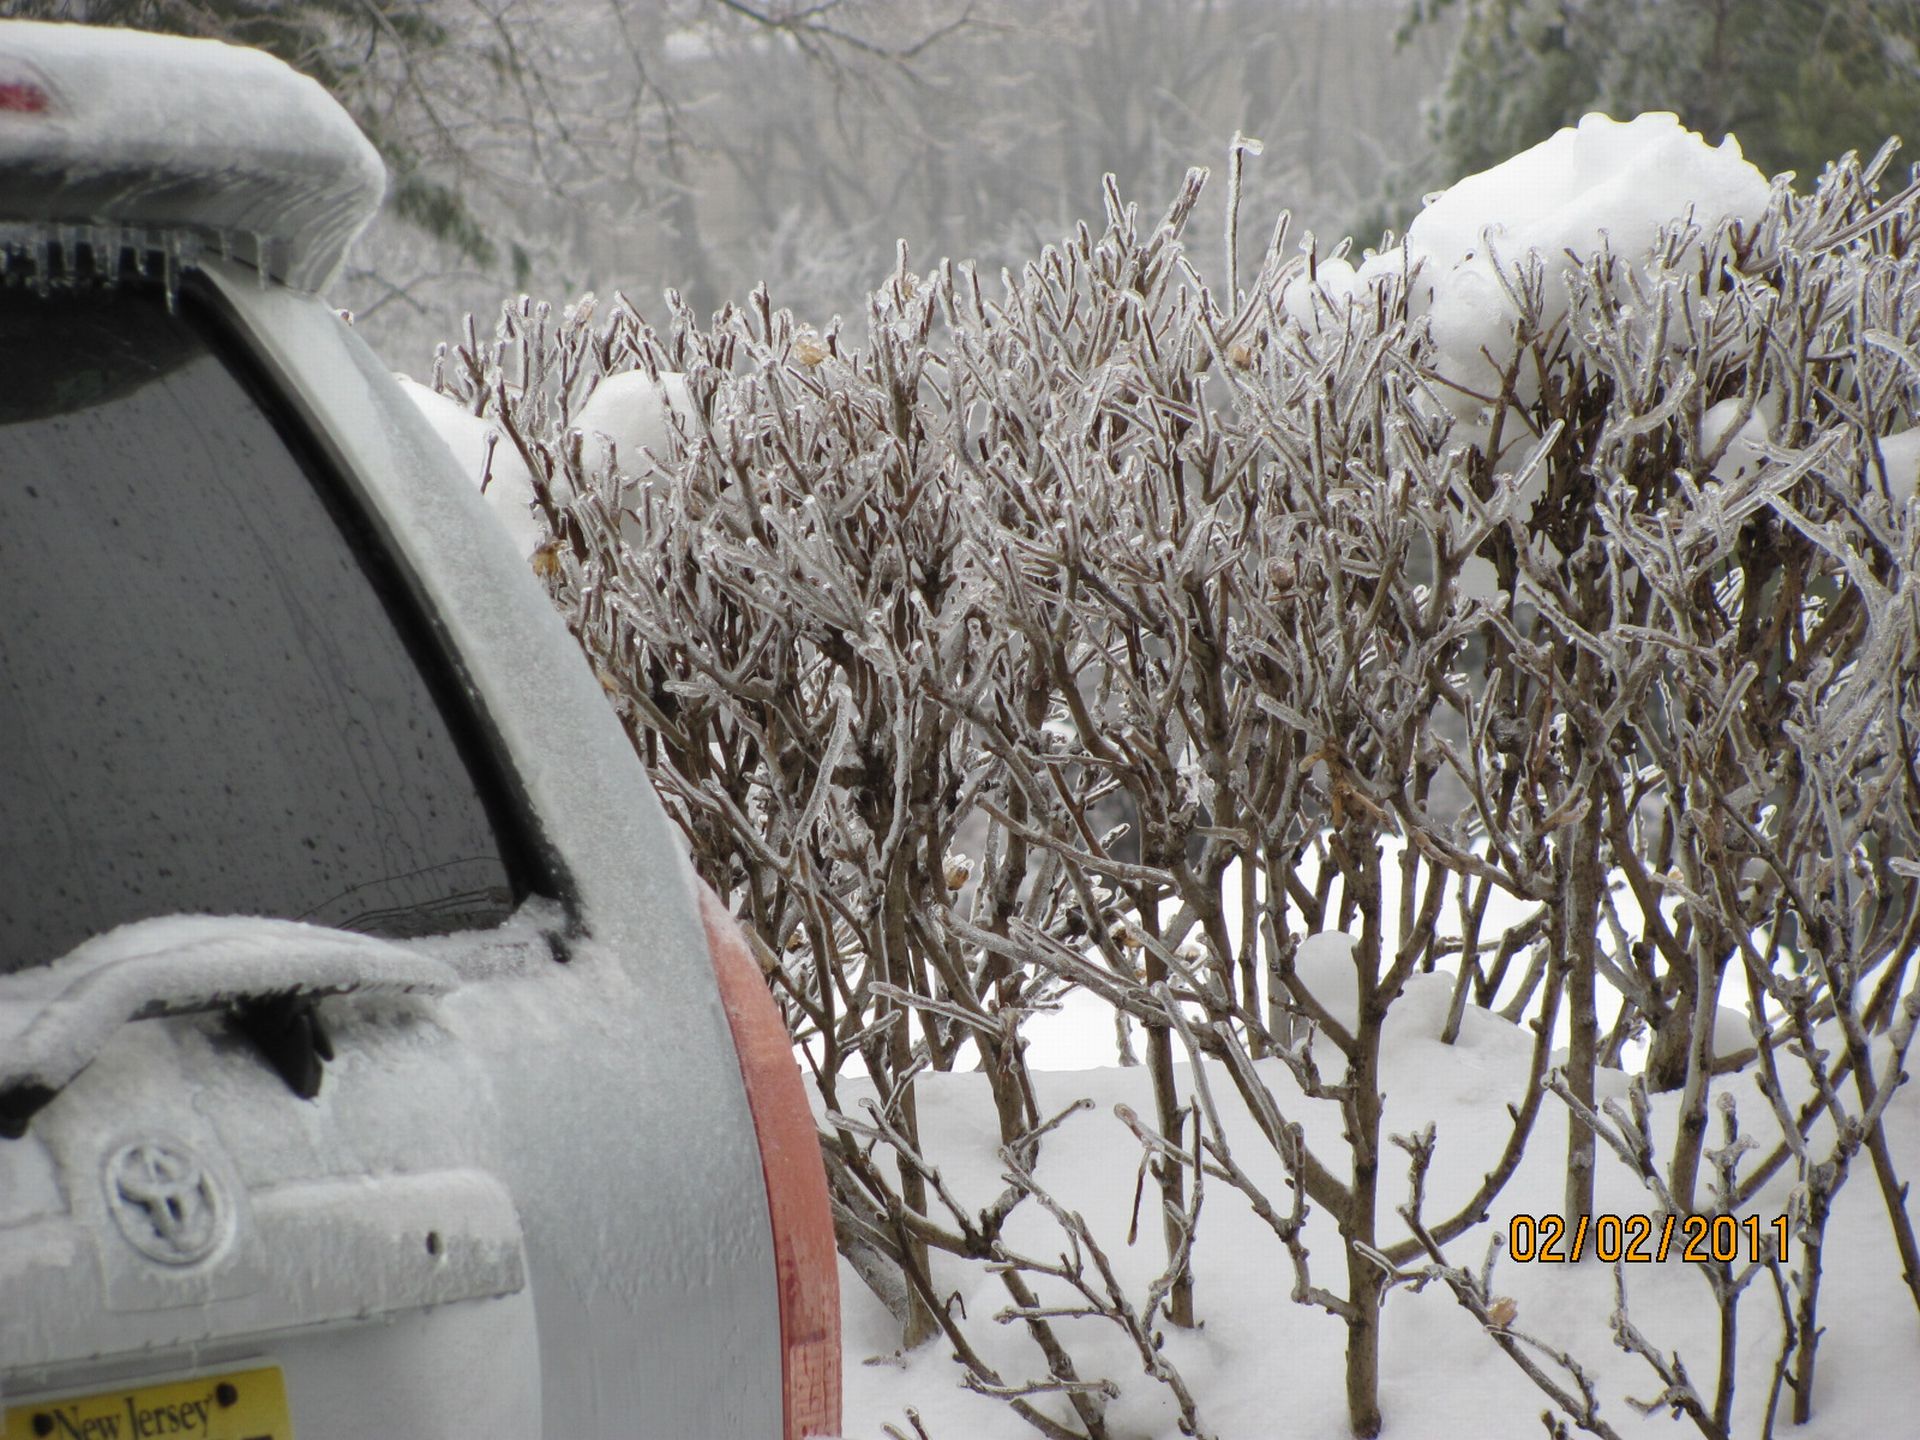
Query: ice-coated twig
xmin=1377 ymin=1128 xmax=1626 ymax=1440
xmin=1610 ymin=1263 xmax=1729 ymax=1440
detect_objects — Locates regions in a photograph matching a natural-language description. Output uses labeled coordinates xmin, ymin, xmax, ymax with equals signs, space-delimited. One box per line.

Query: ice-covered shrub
xmin=427 ymin=116 xmax=1920 ymax=1440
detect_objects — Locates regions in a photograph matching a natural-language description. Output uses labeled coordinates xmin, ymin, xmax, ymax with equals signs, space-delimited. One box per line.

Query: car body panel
xmin=0 ymin=267 xmax=783 ymax=1436
xmin=226 ymin=257 xmax=786 ymax=1436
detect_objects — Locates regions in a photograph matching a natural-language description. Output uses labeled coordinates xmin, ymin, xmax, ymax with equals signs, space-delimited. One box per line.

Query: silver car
xmin=0 ymin=21 xmax=838 ymax=1439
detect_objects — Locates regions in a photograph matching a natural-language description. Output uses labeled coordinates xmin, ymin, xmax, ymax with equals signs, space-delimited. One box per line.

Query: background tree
xmin=0 ymin=0 xmax=1452 ymax=364
xmin=1403 ymin=0 xmax=1920 ymax=186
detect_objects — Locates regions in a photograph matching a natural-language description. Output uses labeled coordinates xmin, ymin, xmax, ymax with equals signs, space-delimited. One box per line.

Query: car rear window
xmin=0 ymin=282 xmax=520 ymax=974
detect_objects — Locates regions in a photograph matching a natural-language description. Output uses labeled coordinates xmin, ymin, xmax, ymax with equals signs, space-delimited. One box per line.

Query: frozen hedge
xmin=425 ymin=115 xmax=1920 ymax=1440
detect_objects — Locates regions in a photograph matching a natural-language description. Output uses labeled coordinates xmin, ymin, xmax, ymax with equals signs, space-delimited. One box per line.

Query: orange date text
xmin=1507 ymin=1212 xmax=1790 ymax=1265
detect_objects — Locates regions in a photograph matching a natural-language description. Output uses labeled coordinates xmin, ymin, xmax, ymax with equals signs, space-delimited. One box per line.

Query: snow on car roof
xmin=0 ymin=20 xmax=384 ymax=292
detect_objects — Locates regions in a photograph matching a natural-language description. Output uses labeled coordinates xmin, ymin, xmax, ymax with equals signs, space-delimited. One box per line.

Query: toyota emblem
xmin=104 ymin=1139 xmax=229 ymax=1266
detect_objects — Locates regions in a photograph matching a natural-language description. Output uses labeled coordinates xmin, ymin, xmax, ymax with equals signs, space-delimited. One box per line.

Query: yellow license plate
xmin=5 ymin=1365 xmax=291 ymax=1440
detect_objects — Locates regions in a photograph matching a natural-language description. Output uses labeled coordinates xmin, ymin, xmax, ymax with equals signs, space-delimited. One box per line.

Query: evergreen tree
xmin=1405 ymin=0 xmax=1920 ymax=185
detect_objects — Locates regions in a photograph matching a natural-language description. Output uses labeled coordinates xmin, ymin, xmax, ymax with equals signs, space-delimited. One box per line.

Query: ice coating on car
xmin=121 ymin=268 xmax=787 ymax=1435
xmin=0 ymin=22 xmax=384 ymax=291
xmin=396 ymin=375 xmax=549 ymax=558
xmin=0 ymin=914 xmax=454 ymax=1099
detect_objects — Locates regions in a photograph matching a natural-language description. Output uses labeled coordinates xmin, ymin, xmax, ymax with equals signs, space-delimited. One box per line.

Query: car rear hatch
xmin=0 ymin=25 xmax=546 ymax=1431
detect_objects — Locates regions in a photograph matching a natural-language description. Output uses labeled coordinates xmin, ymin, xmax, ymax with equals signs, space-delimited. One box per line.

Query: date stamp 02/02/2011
xmin=1509 ymin=1213 xmax=1792 ymax=1265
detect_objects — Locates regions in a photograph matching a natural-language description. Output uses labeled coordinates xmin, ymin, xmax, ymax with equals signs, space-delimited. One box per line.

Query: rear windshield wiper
xmin=0 ymin=915 xmax=455 ymax=1138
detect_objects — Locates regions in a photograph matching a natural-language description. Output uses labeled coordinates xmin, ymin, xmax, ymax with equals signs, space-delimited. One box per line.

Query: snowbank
xmin=399 ymin=370 xmax=694 ymax=557
xmin=834 ymin=988 xmax=1920 ymax=1439
xmin=838 ymin=837 xmax=1830 ymax=1436
xmin=572 ymin=370 xmax=694 ymax=480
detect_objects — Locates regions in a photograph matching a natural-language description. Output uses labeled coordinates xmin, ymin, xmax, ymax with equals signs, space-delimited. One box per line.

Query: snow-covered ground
xmin=831 ymin=982 xmax=1920 ymax=1439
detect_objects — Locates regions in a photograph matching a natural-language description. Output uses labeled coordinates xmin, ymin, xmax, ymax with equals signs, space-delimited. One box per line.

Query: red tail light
xmin=699 ymin=882 xmax=841 ymax=1439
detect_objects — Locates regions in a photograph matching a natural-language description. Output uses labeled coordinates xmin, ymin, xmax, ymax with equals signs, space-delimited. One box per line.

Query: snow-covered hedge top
xmin=1278 ymin=109 xmax=1916 ymax=617
xmin=1290 ymin=114 xmax=1774 ymax=421
xmin=1394 ymin=115 xmax=1770 ymax=390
